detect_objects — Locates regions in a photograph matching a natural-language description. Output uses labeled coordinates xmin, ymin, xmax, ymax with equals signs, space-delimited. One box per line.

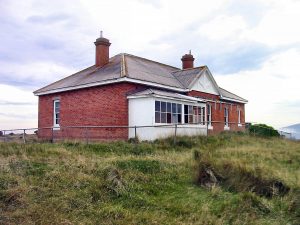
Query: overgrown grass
xmin=0 ymin=133 xmax=299 ymax=224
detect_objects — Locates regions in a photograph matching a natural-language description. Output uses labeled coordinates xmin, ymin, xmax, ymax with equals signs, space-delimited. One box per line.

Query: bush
xmin=249 ymin=124 xmax=279 ymax=137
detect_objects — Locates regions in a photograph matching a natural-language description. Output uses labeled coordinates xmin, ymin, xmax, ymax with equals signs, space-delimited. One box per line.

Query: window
xmin=224 ymin=107 xmax=229 ymax=127
xmin=184 ymin=105 xmax=205 ymax=124
xmin=238 ymin=109 xmax=241 ymax=124
xmin=155 ymin=101 xmax=181 ymax=124
xmin=53 ymin=100 xmax=60 ymax=127
xmin=207 ymin=104 xmax=212 ymax=126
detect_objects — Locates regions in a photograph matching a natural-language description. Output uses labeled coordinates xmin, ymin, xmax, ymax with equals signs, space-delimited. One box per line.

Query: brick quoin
xmin=188 ymin=90 xmax=245 ymax=134
xmin=38 ymin=82 xmax=145 ymax=141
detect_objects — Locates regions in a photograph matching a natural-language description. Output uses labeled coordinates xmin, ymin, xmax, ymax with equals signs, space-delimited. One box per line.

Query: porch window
xmin=53 ymin=100 xmax=60 ymax=127
xmin=184 ymin=105 xmax=205 ymax=124
xmin=224 ymin=107 xmax=229 ymax=127
xmin=207 ymin=104 xmax=212 ymax=126
xmin=155 ymin=100 xmax=181 ymax=124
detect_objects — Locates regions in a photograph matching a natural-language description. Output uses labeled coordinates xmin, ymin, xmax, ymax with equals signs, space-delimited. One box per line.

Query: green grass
xmin=0 ymin=133 xmax=299 ymax=224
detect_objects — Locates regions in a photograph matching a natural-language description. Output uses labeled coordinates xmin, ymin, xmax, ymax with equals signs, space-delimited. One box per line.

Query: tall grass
xmin=0 ymin=133 xmax=299 ymax=224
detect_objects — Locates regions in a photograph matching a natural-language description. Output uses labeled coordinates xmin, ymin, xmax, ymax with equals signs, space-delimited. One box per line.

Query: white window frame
xmin=207 ymin=104 xmax=213 ymax=129
xmin=224 ymin=107 xmax=229 ymax=130
xmin=53 ymin=99 xmax=60 ymax=128
xmin=155 ymin=100 xmax=182 ymax=124
xmin=238 ymin=109 xmax=242 ymax=127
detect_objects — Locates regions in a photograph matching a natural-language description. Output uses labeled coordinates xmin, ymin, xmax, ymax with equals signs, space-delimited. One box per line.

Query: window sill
xmin=224 ymin=126 xmax=230 ymax=130
xmin=53 ymin=126 xmax=60 ymax=130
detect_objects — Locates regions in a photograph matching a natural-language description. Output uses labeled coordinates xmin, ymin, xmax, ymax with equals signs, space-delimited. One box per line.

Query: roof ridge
xmin=123 ymin=53 xmax=180 ymax=70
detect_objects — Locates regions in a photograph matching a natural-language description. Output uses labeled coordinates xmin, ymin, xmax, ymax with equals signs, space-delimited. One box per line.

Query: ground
xmin=0 ymin=133 xmax=299 ymax=224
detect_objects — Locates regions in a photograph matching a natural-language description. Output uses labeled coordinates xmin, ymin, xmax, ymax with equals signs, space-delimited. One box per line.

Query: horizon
xmin=1 ymin=0 xmax=299 ymax=130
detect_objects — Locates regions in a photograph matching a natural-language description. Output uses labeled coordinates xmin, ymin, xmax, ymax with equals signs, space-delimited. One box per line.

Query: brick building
xmin=34 ymin=33 xmax=247 ymax=141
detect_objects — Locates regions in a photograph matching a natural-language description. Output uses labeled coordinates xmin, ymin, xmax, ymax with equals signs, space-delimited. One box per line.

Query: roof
xmin=219 ymin=87 xmax=248 ymax=103
xmin=128 ymin=88 xmax=206 ymax=103
xmin=34 ymin=53 xmax=247 ymax=103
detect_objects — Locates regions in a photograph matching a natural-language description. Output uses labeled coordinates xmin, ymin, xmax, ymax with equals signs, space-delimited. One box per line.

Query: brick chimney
xmin=94 ymin=31 xmax=111 ymax=67
xmin=181 ymin=50 xmax=194 ymax=69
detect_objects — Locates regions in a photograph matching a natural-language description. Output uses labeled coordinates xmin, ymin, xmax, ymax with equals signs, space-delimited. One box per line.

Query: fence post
xmin=174 ymin=124 xmax=177 ymax=145
xmin=23 ymin=129 xmax=26 ymax=144
xmin=51 ymin=127 xmax=54 ymax=143
xmin=134 ymin=126 xmax=137 ymax=142
xmin=3 ymin=130 xmax=6 ymax=142
xmin=85 ymin=127 xmax=89 ymax=144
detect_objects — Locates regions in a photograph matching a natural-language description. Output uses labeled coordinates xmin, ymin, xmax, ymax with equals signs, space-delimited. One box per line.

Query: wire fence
xmin=1 ymin=121 xmax=286 ymax=144
xmin=0 ymin=121 xmax=249 ymax=144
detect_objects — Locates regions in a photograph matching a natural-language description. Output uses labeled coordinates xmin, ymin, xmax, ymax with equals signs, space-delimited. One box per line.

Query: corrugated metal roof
xmin=33 ymin=53 xmax=247 ymax=103
xmin=219 ymin=87 xmax=248 ymax=102
xmin=172 ymin=66 xmax=205 ymax=88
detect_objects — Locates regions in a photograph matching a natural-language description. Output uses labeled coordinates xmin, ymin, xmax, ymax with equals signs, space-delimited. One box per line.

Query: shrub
xmin=249 ymin=124 xmax=279 ymax=137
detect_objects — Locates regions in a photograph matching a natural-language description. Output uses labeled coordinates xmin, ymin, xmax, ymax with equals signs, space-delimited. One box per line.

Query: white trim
xmin=34 ymin=77 xmax=188 ymax=96
xmin=238 ymin=124 xmax=243 ymax=127
xmin=128 ymin=93 xmax=206 ymax=103
xmin=224 ymin=126 xmax=230 ymax=130
xmin=53 ymin=99 xmax=60 ymax=127
xmin=208 ymin=125 xmax=213 ymax=130
xmin=220 ymin=96 xmax=248 ymax=104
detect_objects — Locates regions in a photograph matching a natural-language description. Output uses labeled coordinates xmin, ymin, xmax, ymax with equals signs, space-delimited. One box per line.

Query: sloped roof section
xmin=33 ymin=53 xmax=247 ymax=104
xmin=128 ymin=88 xmax=205 ymax=102
xmin=172 ymin=66 xmax=205 ymax=88
xmin=219 ymin=87 xmax=248 ymax=103
xmin=125 ymin=54 xmax=182 ymax=88
xmin=34 ymin=54 xmax=122 ymax=94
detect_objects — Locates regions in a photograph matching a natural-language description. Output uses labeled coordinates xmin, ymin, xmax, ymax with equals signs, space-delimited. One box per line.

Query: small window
xmin=53 ymin=100 xmax=60 ymax=127
xmin=238 ymin=109 xmax=241 ymax=124
xmin=224 ymin=107 xmax=229 ymax=127
xmin=207 ymin=104 xmax=212 ymax=126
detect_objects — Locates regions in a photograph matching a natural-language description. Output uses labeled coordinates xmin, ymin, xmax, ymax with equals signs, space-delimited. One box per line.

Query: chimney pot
xmin=181 ymin=51 xmax=194 ymax=69
xmin=94 ymin=32 xmax=111 ymax=67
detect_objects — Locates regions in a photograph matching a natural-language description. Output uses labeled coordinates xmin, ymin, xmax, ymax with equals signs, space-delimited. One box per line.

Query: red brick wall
xmin=188 ymin=90 xmax=246 ymax=134
xmin=38 ymin=82 xmax=144 ymax=140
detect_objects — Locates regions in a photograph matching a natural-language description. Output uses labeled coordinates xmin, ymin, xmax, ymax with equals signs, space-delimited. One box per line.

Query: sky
xmin=0 ymin=0 xmax=299 ymax=130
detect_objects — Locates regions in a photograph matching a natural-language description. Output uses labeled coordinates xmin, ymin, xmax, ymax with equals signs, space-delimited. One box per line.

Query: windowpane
xmin=177 ymin=104 xmax=182 ymax=114
xmin=167 ymin=102 xmax=171 ymax=112
xmin=155 ymin=112 xmax=160 ymax=123
xmin=155 ymin=101 xmax=160 ymax=111
xmin=172 ymin=103 xmax=177 ymax=113
xmin=178 ymin=114 xmax=182 ymax=123
xmin=188 ymin=106 xmax=193 ymax=114
xmin=184 ymin=115 xmax=188 ymax=124
xmin=189 ymin=115 xmax=193 ymax=124
xmin=161 ymin=102 xmax=166 ymax=112
xmin=167 ymin=113 xmax=171 ymax=123
xmin=161 ymin=112 xmax=167 ymax=123
xmin=184 ymin=105 xmax=188 ymax=114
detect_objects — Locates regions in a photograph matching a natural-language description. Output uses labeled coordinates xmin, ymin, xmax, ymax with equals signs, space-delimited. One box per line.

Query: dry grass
xmin=0 ymin=133 xmax=299 ymax=224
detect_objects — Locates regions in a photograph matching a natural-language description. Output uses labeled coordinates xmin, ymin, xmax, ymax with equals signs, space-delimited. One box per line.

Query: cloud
xmin=0 ymin=0 xmax=299 ymax=129
xmin=215 ymin=48 xmax=300 ymax=128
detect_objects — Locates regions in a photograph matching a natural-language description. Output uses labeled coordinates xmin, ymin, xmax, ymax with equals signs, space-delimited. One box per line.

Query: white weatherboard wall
xmin=191 ymin=71 xmax=219 ymax=95
xmin=128 ymin=96 xmax=207 ymax=141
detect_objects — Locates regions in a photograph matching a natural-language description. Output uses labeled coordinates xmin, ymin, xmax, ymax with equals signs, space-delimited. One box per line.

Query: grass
xmin=0 ymin=133 xmax=299 ymax=224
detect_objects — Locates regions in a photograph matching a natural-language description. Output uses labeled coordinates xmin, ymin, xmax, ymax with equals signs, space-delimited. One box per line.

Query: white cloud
xmin=215 ymin=48 xmax=300 ymax=128
xmin=1 ymin=0 xmax=300 ymax=130
xmin=0 ymin=84 xmax=37 ymax=130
